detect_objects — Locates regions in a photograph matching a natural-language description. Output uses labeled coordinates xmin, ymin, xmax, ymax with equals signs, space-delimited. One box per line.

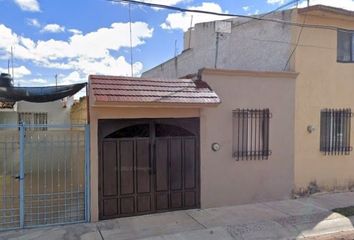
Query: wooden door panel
xmin=103 ymin=141 xmax=117 ymax=197
xmin=119 ymin=140 xmax=134 ymax=195
xmin=137 ymin=195 xmax=151 ymax=213
xmin=136 ymin=139 xmax=151 ymax=193
xmin=120 ymin=197 xmax=135 ymax=214
xmin=156 ymin=192 xmax=168 ymax=210
xmin=170 ymin=138 xmax=182 ymax=190
xmin=184 ymin=191 xmax=196 ymax=207
xmin=184 ymin=138 xmax=196 ymax=190
xmin=171 ymin=192 xmax=182 ymax=208
xmin=155 ymin=139 xmax=169 ymax=192
xmin=103 ymin=199 xmax=118 ymax=217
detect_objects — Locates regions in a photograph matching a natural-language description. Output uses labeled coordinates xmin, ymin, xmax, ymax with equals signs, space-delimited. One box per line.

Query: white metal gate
xmin=0 ymin=124 xmax=90 ymax=231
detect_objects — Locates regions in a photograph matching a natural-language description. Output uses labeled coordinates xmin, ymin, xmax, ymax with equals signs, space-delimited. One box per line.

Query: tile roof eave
xmin=91 ymin=99 xmax=221 ymax=108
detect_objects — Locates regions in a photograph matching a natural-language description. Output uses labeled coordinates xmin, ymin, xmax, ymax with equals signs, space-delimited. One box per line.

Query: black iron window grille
xmin=232 ymin=109 xmax=271 ymax=160
xmin=320 ymin=109 xmax=353 ymax=155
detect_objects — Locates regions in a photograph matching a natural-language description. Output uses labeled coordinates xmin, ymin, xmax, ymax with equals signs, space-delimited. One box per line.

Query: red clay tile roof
xmin=89 ymin=75 xmax=220 ymax=105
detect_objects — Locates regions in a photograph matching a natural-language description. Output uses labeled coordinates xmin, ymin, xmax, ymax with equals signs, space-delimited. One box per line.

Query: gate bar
xmin=84 ymin=125 xmax=91 ymax=222
xmin=19 ymin=122 xmax=25 ymax=228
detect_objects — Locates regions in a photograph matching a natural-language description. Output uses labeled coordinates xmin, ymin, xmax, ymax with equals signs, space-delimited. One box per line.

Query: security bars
xmin=320 ymin=109 xmax=352 ymax=155
xmin=233 ymin=109 xmax=271 ymax=160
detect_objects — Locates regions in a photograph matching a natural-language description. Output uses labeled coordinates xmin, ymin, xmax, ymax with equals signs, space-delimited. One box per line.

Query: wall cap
xmin=199 ymin=68 xmax=299 ymax=79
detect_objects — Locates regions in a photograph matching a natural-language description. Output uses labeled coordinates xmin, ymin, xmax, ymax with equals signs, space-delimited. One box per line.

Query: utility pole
xmin=174 ymin=40 xmax=178 ymax=57
xmin=11 ymin=46 xmax=14 ymax=85
xmin=55 ymin=74 xmax=58 ymax=87
xmin=307 ymin=0 xmax=310 ymax=7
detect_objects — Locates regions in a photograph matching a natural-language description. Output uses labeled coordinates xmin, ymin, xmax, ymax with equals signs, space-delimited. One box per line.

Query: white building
xmin=0 ymin=100 xmax=71 ymax=125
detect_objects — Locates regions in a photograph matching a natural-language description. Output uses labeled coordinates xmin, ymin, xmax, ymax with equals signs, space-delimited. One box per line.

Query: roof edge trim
xmin=199 ymin=68 xmax=299 ymax=79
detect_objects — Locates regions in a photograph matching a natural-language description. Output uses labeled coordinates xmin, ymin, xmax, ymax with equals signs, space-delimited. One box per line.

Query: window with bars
xmin=18 ymin=112 xmax=48 ymax=131
xmin=320 ymin=109 xmax=352 ymax=155
xmin=232 ymin=109 xmax=271 ymax=160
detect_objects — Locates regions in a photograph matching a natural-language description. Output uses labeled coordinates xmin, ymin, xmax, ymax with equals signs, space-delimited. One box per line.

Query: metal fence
xmin=0 ymin=124 xmax=90 ymax=231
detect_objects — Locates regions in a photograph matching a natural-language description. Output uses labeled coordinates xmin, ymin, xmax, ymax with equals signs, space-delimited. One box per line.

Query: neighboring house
xmin=143 ymin=5 xmax=354 ymax=198
xmin=70 ymin=96 xmax=88 ymax=125
xmin=0 ymin=100 xmax=71 ymax=126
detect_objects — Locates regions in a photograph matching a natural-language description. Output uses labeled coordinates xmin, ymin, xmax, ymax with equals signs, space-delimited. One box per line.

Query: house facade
xmin=88 ymin=70 xmax=296 ymax=221
xmin=143 ymin=5 xmax=354 ymax=196
xmin=0 ymin=100 xmax=72 ymax=125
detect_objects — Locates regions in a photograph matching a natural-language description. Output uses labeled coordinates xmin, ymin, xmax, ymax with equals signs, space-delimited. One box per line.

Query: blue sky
xmin=0 ymin=0 xmax=352 ymax=87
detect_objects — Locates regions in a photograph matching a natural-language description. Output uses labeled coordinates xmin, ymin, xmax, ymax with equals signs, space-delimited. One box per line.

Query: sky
xmin=0 ymin=0 xmax=354 ymax=88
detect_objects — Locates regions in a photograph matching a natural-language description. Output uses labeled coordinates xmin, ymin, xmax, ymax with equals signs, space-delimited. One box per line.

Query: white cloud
xmin=267 ymin=0 xmax=285 ymax=5
xmin=14 ymin=0 xmax=40 ymax=12
xmin=0 ymin=66 xmax=31 ymax=78
xmin=65 ymin=56 xmax=144 ymax=76
xmin=161 ymin=2 xmax=229 ymax=31
xmin=68 ymin=29 xmax=83 ymax=35
xmin=298 ymin=0 xmax=354 ymax=10
xmin=59 ymin=71 xmax=85 ymax=85
xmin=114 ymin=0 xmax=186 ymax=6
xmin=30 ymin=78 xmax=48 ymax=84
xmin=41 ymin=24 xmax=66 ymax=33
xmin=0 ymin=22 xmax=153 ymax=78
xmin=26 ymin=18 xmax=41 ymax=28
xmin=142 ymin=0 xmax=186 ymax=5
xmin=16 ymin=78 xmax=49 ymax=87
xmin=242 ymin=6 xmax=250 ymax=11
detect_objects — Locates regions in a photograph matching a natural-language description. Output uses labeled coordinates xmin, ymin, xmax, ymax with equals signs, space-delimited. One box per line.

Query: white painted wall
xmin=142 ymin=10 xmax=293 ymax=79
xmin=0 ymin=100 xmax=70 ymax=125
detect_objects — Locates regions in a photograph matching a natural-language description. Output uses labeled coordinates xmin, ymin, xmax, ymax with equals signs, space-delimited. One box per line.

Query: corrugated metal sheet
xmin=89 ymin=75 xmax=220 ymax=105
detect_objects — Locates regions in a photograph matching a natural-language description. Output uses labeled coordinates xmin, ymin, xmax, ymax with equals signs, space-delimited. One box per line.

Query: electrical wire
xmin=233 ymin=0 xmax=299 ymax=28
xmin=283 ymin=15 xmax=307 ymax=70
xmin=108 ymin=0 xmax=354 ymax=32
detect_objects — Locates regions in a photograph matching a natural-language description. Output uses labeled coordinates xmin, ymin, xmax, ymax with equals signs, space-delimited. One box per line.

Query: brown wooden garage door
xmin=99 ymin=119 xmax=200 ymax=219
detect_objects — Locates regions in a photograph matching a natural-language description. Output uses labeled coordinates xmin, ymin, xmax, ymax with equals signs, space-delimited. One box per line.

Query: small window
xmin=18 ymin=112 xmax=48 ymax=131
xmin=233 ymin=109 xmax=271 ymax=160
xmin=320 ymin=109 xmax=352 ymax=155
xmin=337 ymin=30 xmax=354 ymax=62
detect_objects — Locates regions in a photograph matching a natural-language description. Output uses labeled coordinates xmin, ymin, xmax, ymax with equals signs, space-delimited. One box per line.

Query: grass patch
xmin=332 ymin=206 xmax=354 ymax=217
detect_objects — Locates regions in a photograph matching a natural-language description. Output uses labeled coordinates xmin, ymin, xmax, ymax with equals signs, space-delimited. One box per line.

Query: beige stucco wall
xmin=292 ymin=10 xmax=354 ymax=191
xmin=89 ymin=105 xmax=200 ymax=222
xmin=199 ymin=69 xmax=296 ymax=208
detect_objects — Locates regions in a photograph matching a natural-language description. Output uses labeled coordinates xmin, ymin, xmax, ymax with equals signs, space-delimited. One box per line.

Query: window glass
xmin=320 ymin=109 xmax=351 ymax=154
xmin=232 ymin=109 xmax=271 ymax=160
xmin=337 ymin=30 xmax=352 ymax=62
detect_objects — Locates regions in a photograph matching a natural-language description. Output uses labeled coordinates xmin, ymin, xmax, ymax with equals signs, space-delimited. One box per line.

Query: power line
xmin=234 ymin=0 xmax=299 ymax=28
xmin=108 ymin=0 xmax=353 ymax=32
xmin=283 ymin=14 xmax=307 ymax=70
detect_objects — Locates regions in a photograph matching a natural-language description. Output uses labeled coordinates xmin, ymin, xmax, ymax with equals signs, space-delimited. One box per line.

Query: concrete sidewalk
xmin=2 ymin=192 xmax=354 ymax=240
